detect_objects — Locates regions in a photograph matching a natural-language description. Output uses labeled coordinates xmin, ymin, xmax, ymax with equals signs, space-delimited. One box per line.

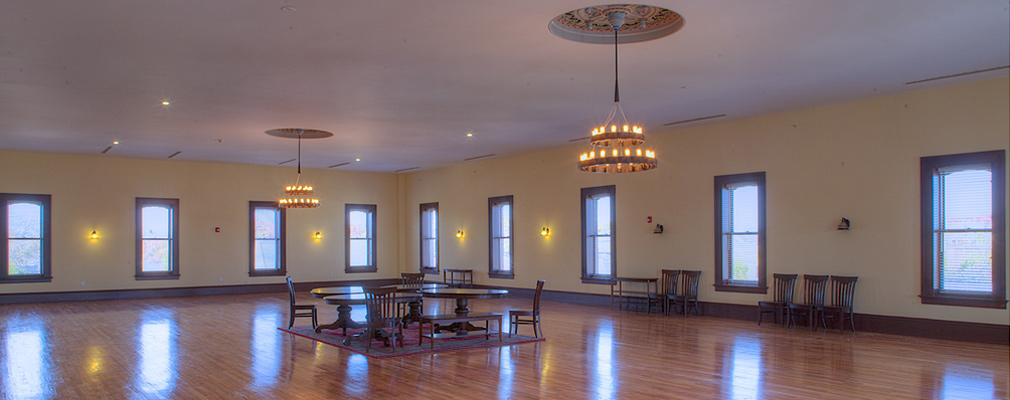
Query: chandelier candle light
xmin=551 ymin=5 xmax=684 ymax=173
xmin=266 ymin=128 xmax=334 ymax=208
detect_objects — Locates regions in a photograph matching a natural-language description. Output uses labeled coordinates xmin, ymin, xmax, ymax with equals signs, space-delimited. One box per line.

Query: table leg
xmin=314 ymin=304 xmax=365 ymax=334
xmin=401 ymin=299 xmax=423 ymax=326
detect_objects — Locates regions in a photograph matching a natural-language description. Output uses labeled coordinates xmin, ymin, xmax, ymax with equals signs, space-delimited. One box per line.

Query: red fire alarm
xmin=215 ymin=227 xmax=220 ymax=233
xmin=647 ymin=216 xmax=652 ymax=223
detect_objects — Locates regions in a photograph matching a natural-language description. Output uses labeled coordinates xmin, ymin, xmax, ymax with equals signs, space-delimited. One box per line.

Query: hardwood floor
xmin=0 ymin=292 xmax=1006 ymax=399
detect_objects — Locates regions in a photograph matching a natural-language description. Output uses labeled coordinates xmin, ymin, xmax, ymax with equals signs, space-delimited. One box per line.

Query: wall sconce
xmin=837 ymin=218 xmax=850 ymax=230
xmin=456 ymin=230 xmax=464 ymax=238
xmin=90 ymin=230 xmax=100 ymax=240
xmin=314 ymin=231 xmax=323 ymax=239
xmin=653 ymin=224 xmax=664 ymax=234
xmin=540 ymin=227 xmax=550 ymax=237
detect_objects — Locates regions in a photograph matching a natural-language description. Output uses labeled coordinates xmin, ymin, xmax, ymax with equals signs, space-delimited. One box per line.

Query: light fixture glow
xmin=90 ymin=230 xmax=99 ymax=240
xmin=267 ymin=128 xmax=333 ymax=209
xmin=161 ymin=101 xmax=170 ymax=106
xmin=541 ymin=227 xmax=550 ymax=236
xmin=456 ymin=230 xmax=464 ymax=238
xmin=466 ymin=132 xmax=474 ymax=138
xmin=314 ymin=231 xmax=322 ymax=239
xmin=577 ymin=10 xmax=658 ymax=174
xmin=113 ymin=141 xmax=120 ymax=145
xmin=355 ymin=158 xmax=361 ymax=162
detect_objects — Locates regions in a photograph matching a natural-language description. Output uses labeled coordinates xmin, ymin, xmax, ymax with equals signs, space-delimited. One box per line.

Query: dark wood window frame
xmin=136 ymin=197 xmax=180 ymax=280
xmin=581 ymin=185 xmax=616 ymax=284
xmin=920 ymin=150 xmax=1006 ymax=309
xmin=1 ymin=193 xmax=52 ymax=284
xmin=345 ymin=203 xmax=377 ymax=273
xmin=488 ymin=195 xmax=514 ymax=279
xmin=248 ymin=201 xmax=286 ymax=277
xmin=714 ymin=172 xmax=768 ymax=294
xmin=420 ymin=202 xmax=439 ymax=275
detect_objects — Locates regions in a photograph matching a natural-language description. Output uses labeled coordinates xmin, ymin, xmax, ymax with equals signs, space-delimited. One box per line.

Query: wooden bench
xmin=443 ymin=269 xmax=474 ymax=287
xmin=418 ymin=312 xmax=503 ymax=349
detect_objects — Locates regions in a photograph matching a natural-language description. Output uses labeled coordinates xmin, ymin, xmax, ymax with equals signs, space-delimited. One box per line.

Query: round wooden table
xmin=320 ymin=293 xmax=411 ymax=345
xmin=310 ymin=283 xmax=449 ymax=333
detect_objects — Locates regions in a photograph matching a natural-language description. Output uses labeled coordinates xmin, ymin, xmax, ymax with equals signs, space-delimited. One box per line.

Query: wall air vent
xmin=662 ymin=114 xmax=727 ymax=126
xmin=167 ymin=151 xmax=182 ymax=159
xmin=905 ymin=65 xmax=1009 ymax=85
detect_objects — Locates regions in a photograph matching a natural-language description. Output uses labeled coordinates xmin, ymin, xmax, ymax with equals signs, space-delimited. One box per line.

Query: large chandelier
xmin=550 ymin=5 xmax=684 ymax=173
xmin=265 ymin=128 xmax=334 ymax=208
xmin=579 ymin=11 xmax=656 ymax=173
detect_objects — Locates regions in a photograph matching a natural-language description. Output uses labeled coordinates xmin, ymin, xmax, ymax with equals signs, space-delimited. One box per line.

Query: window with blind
xmin=249 ymin=201 xmax=285 ymax=277
xmin=346 ymin=204 xmax=377 ymax=273
xmin=714 ymin=172 xmax=767 ymax=293
xmin=489 ymin=195 xmax=514 ymax=278
xmin=921 ymin=150 xmax=1006 ymax=308
xmin=420 ymin=202 xmax=438 ymax=274
xmin=1 ymin=193 xmax=52 ymax=283
xmin=582 ymin=185 xmax=616 ymax=284
xmin=136 ymin=198 xmax=180 ymax=280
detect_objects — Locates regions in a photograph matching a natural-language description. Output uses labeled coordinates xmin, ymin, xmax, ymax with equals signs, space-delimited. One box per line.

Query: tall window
xmin=1 ymin=193 xmax=51 ymax=283
xmin=489 ymin=195 xmax=514 ymax=278
xmin=714 ymin=172 xmax=767 ymax=293
xmin=249 ymin=201 xmax=285 ymax=277
xmin=921 ymin=150 xmax=1006 ymax=308
xmin=582 ymin=185 xmax=616 ymax=284
xmin=420 ymin=203 xmax=439 ymax=274
xmin=346 ymin=204 xmax=377 ymax=273
xmin=136 ymin=198 xmax=180 ymax=280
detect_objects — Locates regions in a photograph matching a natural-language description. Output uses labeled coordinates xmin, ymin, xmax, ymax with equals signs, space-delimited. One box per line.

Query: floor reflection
xmin=135 ymin=310 xmax=177 ymax=398
xmin=591 ymin=320 xmax=617 ymax=400
xmin=941 ymin=365 xmax=995 ymax=400
xmin=497 ymin=347 xmax=514 ymax=400
xmin=3 ymin=317 xmax=50 ymax=400
xmin=249 ymin=308 xmax=281 ymax=390
xmin=729 ymin=336 xmax=762 ymax=400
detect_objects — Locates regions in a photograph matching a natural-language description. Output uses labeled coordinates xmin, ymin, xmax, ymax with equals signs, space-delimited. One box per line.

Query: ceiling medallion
xmin=557 ymin=5 xmax=681 ymax=173
xmin=266 ymin=128 xmax=334 ymax=208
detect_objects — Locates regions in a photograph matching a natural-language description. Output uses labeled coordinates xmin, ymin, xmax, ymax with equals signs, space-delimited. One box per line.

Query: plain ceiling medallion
xmin=266 ymin=128 xmax=334 ymax=208
xmin=554 ymin=4 xmax=682 ymax=173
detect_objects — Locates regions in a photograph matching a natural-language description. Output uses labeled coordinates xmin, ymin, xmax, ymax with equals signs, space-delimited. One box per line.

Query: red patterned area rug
xmin=279 ymin=325 xmax=544 ymax=359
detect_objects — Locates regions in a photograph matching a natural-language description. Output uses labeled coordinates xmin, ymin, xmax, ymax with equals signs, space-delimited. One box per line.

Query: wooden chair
xmin=509 ymin=280 xmax=545 ymax=338
xmin=819 ymin=276 xmax=858 ymax=333
xmin=787 ymin=274 xmax=828 ymax=330
xmin=399 ymin=272 xmax=426 ymax=318
xmin=757 ymin=273 xmax=798 ymax=326
xmin=363 ymin=287 xmax=403 ymax=352
xmin=676 ymin=270 xmax=702 ymax=317
xmin=653 ymin=269 xmax=681 ymax=316
xmin=286 ymin=276 xmax=317 ymax=329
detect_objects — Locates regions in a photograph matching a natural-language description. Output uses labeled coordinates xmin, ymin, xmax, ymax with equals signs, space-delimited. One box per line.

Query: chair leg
xmin=757 ymin=308 xmax=764 ymax=325
xmin=533 ymin=318 xmax=539 ymax=338
xmin=288 ymin=310 xmax=295 ymax=329
xmin=311 ymin=309 xmax=318 ymax=329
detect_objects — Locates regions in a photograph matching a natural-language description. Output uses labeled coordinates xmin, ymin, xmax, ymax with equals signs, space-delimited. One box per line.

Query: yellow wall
xmin=400 ymin=77 xmax=1010 ymax=325
xmin=0 ymin=153 xmax=401 ymax=292
xmin=1 ymin=77 xmax=1007 ymax=326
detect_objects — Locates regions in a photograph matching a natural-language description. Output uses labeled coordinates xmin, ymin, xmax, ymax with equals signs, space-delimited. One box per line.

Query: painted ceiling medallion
xmin=549 ymin=4 xmax=684 ymax=44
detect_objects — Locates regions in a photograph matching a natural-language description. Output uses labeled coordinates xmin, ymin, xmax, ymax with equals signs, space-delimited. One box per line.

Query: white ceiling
xmin=2 ymin=1 xmax=1008 ymax=172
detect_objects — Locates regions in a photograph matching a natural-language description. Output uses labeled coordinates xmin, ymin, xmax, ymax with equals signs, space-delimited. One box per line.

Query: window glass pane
xmin=349 ymin=239 xmax=368 ymax=266
xmin=730 ymin=234 xmax=759 ymax=281
xmin=595 ymin=236 xmax=611 ymax=275
xmin=595 ymin=197 xmax=611 ymax=235
xmin=501 ymin=204 xmax=510 ymax=236
xmin=254 ymin=209 xmax=278 ymax=239
xmin=8 ymin=239 xmax=42 ymax=275
xmin=142 ymin=240 xmax=170 ymax=272
xmin=501 ymin=238 xmax=511 ymax=271
xmin=941 ymin=169 xmax=992 ymax=230
xmin=7 ymin=202 xmax=42 ymax=238
xmin=254 ymin=240 xmax=278 ymax=270
xmin=349 ymin=211 xmax=367 ymax=239
xmin=142 ymin=206 xmax=171 ymax=239
xmin=731 ymin=185 xmax=758 ymax=233
xmin=423 ymin=239 xmax=437 ymax=266
xmin=939 ymin=232 xmax=992 ymax=292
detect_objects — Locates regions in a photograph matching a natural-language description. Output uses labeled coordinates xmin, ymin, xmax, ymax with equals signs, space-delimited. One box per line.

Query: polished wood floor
xmin=0 ymin=292 xmax=1006 ymax=399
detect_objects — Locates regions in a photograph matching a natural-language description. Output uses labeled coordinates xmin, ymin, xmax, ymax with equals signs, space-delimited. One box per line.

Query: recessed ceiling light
xmin=113 ymin=141 xmax=120 ymax=145
xmin=161 ymin=101 xmax=171 ymax=106
xmin=281 ymin=6 xmax=296 ymax=12
xmin=466 ymin=132 xmax=473 ymax=138
xmin=355 ymin=158 xmax=361 ymax=162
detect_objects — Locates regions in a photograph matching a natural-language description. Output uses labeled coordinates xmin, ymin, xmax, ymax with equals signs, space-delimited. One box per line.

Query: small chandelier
xmin=266 ymin=128 xmax=333 ymax=208
xmin=571 ymin=8 xmax=667 ymax=173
